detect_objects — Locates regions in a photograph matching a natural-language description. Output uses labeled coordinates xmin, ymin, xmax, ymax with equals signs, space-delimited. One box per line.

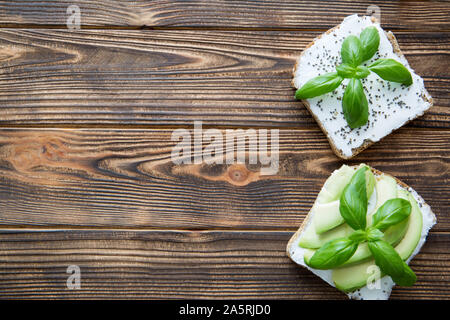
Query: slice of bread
xmin=286 ymin=164 xmax=436 ymax=300
xmin=292 ymin=15 xmax=433 ymax=159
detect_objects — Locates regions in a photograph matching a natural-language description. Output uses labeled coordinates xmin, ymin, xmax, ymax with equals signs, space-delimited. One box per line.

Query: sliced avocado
xmin=341 ymin=217 xmax=408 ymax=266
xmin=317 ymin=165 xmax=355 ymax=204
xmin=338 ymin=189 xmax=409 ymax=266
xmin=342 ymin=242 xmax=370 ymax=266
xmin=303 ymin=242 xmax=373 ymax=267
xmin=374 ymin=174 xmax=397 ymax=211
xmin=367 ymin=176 xmax=408 ymax=246
xmin=317 ymin=164 xmax=375 ymax=204
xmin=365 ymin=169 xmax=376 ymax=203
xmin=395 ymin=190 xmax=423 ymax=260
xmin=333 ymin=260 xmax=382 ymax=293
xmin=306 ymin=174 xmax=403 ymax=266
xmin=383 ymin=219 xmax=409 ymax=247
xmin=314 ymin=215 xmax=409 ymax=266
xmin=302 ymin=238 xmax=371 ymax=267
xmin=331 ymin=189 xmax=423 ymax=292
xmin=341 ymin=179 xmax=403 ymax=266
xmin=313 ymin=200 xmax=344 ymax=234
xmin=299 ymin=221 xmax=353 ymax=249
xmin=383 ymin=189 xmax=411 ymax=246
xmin=368 ymin=174 xmax=398 ymax=226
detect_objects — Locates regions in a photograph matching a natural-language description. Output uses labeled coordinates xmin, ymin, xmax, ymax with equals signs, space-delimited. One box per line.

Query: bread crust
xmin=292 ymin=16 xmax=433 ymax=159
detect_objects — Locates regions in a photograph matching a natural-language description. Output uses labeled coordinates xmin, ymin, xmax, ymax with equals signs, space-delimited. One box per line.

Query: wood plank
xmin=0 ymin=1 xmax=449 ymax=31
xmin=0 ymin=229 xmax=447 ymax=299
xmin=0 ymin=128 xmax=448 ymax=230
xmin=0 ymin=29 xmax=448 ymax=128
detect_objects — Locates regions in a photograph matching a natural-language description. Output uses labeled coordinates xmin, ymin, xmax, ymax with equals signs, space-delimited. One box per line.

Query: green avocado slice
xmin=299 ymin=220 xmax=354 ymax=249
xmin=313 ymin=200 xmax=344 ymax=234
xmin=395 ymin=190 xmax=423 ymax=260
xmin=333 ymin=260 xmax=382 ymax=293
xmin=316 ymin=165 xmax=355 ymax=204
xmin=374 ymin=174 xmax=397 ymax=211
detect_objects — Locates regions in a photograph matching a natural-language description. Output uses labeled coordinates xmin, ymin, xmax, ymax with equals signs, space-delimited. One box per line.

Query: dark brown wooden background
xmin=0 ymin=1 xmax=448 ymax=299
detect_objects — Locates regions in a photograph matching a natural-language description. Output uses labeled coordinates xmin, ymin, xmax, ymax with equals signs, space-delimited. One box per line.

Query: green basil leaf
xmin=368 ymin=240 xmax=404 ymax=279
xmin=341 ymin=35 xmax=363 ymax=67
xmin=295 ymin=72 xmax=343 ymax=99
xmin=355 ymin=66 xmax=370 ymax=79
xmin=368 ymin=59 xmax=413 ymax=86
xmin=368 ymin=240 xmax=416 ymax=286
xmin=307 ymin=238 xmax=358 ymax=270
xmin=359 ymin=26 xmax=380 ymax=61
xmin=395 ymin=262 xmax=417 ymax=287
xmin=336 ymin=63 xmax=356 ymax=78
xmin=339 ymin=166 xmax=368 ymax=230
xmin=342 ymin=78 xmax=369 ymax=128
xmin=349 ymin=230 xmax=367 ymax=242
xmin=366 ymin=227 xmax=384 ymax=241
xmin=372 ymin=198 xmax=412 ymax=231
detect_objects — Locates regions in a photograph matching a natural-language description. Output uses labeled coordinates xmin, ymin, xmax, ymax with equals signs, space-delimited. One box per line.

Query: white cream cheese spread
xmin=293 ymin=14 xmax=432 ymax=157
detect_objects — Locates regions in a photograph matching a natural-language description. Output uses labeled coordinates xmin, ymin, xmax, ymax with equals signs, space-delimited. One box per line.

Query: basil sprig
xmin=294 ymin=26 xmax=413 ymax=129
xmin=305 ymin=166 xmax=416 ymax=286
xmin=366 ymin=227 xmax=384 ymax=241
xmin=355 ymin=66 xmax=370 ymax=79
xmin=348 ymin=229 xmax=367 ymax=242
xmin=336 ymin=63 xmax=356 ymax=78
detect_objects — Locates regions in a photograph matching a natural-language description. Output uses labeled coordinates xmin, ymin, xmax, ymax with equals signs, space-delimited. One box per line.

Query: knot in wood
xmin=227 ymin=164 xmax=249 ymax=184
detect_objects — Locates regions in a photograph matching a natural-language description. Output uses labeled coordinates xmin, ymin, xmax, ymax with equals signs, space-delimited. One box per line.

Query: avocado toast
xmin=286 ymin=164 xmax=436 ymax=300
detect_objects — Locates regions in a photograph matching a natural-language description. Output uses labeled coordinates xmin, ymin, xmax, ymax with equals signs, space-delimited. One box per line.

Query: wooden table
xmin=0 ymin=1 xmax=448 ymax=299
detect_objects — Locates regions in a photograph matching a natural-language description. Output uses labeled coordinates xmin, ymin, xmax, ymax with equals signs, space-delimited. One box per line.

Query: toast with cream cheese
xmin=292 ymin=15 xmax=433 ymax=159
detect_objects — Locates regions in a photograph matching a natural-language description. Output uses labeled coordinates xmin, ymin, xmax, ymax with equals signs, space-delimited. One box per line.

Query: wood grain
xmin=0 ymin=1 xmax=449 ymax=31
xmin=0 ymin=29 xmax=448 ymax=128
xmin=0 ymin=128 xmax=448 ymax=230
xmin=0 ymin=229 xmax=447 ymax=299
xmin=0 ymin=1 xmax=448 ymax=300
